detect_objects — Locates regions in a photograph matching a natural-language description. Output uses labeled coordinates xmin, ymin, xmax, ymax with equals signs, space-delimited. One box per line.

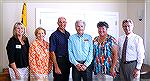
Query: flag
xmin=21 ymin=3 xmax=27 ymax=28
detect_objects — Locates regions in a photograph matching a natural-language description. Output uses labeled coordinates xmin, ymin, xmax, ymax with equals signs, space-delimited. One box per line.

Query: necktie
xmin=122 ymin=36 xmax=128 ymax=62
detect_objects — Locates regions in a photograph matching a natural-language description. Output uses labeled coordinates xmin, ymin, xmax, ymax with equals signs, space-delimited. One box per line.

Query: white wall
xmin=1 ymin=0 xmax=149 ymax=73
xmin=1 ymin=3 xmax=23 ymax=72
xmin=127 ymin=1 xmax=150 ymax=64
xmin=0 ymin=2 xmax=3 ymax=72
xmin=127 ymin=2 xmax=145 ymax=38
xmin=1 ymin=0 xmax=149 ymax=72
xmin=0 ymin=2 xmax=127 ymax=72
xmin=145 ymin=0 xmax=150 ymax=64
xmin=26 ymin=3 xmax=127 ymax=43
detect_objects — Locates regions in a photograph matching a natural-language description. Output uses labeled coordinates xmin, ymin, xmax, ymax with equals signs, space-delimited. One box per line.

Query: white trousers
xmin=94 ymin=74 xmax=113 ymax=81
xmin=9 ymin=67 xmax=29 ymax=81
xmin=30 ymin=73 xmax=53 ymax=81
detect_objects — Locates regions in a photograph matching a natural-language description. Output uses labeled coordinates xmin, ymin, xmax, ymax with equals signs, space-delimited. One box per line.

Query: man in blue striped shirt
xmin=68 ymin=20 xmax=93 ymax=81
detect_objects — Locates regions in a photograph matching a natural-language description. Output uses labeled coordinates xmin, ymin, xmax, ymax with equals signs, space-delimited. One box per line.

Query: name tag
xmin=84 ymin=39 xmax=89 ymax=41
xmin=16 ymin=45 xmax=21 ymax=49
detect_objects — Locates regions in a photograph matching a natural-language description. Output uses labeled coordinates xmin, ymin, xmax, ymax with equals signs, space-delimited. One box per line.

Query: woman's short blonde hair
xmin=34 ymin=27 xmax=46 ymax=37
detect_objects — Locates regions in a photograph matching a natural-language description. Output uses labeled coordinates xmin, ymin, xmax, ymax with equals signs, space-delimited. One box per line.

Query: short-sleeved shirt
xmin=93 ymin=34 xmax=117 ymax=75
xmin=6 ymin=36 xmax=29 ymax=68
xmin=49 ymin=28 xmax=70 ymax=57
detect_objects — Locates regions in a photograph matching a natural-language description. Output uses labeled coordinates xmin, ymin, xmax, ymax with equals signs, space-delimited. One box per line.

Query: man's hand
xmin=54 ymin=65 xmax=62 ymax=74
xmin=80 ymin=65 xmax=87 ymax=71
xmin=76 ymin=64 xmax=87 ymax=71
xmin=133 ymin=68 xmax=140 ymax=78
xmin=76 ymin=64 xmax=83 ymax=71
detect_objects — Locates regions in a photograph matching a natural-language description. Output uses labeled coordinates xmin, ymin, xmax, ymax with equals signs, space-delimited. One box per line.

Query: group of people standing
xmin=6 ymin=17 xmax=145 ymax=81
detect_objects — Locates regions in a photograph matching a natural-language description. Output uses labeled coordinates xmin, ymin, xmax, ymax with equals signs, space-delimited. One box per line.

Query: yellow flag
xmin=21 ymin=3 xmax=27 ymax=28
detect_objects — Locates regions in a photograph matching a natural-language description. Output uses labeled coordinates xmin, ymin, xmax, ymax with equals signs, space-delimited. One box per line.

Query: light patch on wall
xmin=36 ymin=8 xmax=119 ymax=42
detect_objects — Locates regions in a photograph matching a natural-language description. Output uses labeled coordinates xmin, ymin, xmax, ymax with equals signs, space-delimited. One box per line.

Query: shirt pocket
xmin=82 ymin=41 xmax=89 ymax=51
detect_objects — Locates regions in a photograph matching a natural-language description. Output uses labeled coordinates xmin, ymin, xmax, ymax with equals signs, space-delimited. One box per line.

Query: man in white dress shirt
xmin=118 ymin=19 xmax=145 ymax=81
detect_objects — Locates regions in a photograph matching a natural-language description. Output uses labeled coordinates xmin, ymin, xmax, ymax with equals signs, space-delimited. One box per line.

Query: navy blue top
xmin=49 ymin=28 xmax=70 ymax=58
xmin=6 ymin=36 xmax=29 ymax=68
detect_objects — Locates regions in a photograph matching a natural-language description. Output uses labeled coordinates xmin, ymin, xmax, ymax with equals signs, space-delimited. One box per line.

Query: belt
xmin=123 ymin=60 xmax=137 ymax=64
xmin=57 ymin=55 xmax=68 ymax=58
xmin=77 ymin=61 xmax=85 ymax=64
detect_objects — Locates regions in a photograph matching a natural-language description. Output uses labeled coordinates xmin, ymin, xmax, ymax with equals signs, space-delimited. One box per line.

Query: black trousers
xmin=53 ymin=55 xmax=71 ymax=81
xmin=72 ymin=61 xmax=93 ymax=81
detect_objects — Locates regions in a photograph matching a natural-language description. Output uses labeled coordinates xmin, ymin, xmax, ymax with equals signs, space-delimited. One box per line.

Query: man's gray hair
xmin=75 ymin=20 xmax=86 ymax=27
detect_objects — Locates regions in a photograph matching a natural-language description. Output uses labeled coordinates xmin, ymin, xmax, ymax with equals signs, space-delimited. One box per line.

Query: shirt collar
xmin=76 ymin=33 xmax=84 ymax=38
xmin=126 ymin=33 xmax=134 ymax=39
xmin=57 ymin=28 xmax=66 ymax=34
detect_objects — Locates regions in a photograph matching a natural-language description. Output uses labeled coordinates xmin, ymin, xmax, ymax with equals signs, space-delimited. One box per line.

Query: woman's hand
xmin=14 ymin=69 xmax=21 ymax=80
xmin=110 ymin=67 xmax=116 ymax=77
